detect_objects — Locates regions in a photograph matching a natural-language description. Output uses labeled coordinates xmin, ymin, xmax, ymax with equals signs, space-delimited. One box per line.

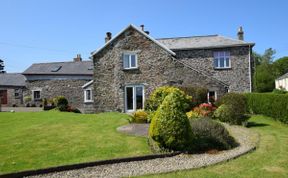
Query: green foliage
xmin=245 ymin=93 xmax=288 ymax=123
xmin=273 ymin=56 xmax=288 ymax=77
xmin=253 ymin=48 xmax=276 ymax=65
xmin=186 ymin=110 xmax=200 ymax=120
xmin=24 ymin=96 xmax=32 ymax=103
xmin=253 ymin=63 xmax=277 ymax=92
xmin=145 ymin=86 xmax=192 ymax=122
xmin=214 ymin=93 xmax=248 ymax=125
xmin=190 ymin=118 xmax=238 ymax=151
xmin=149 ymin=92 xmax=193 ymax=151
xmin=145 ymin=86 xmax=192 ymax=112
xmin=53 ymin=96 xmax=68 ymax=111
xmin=179 ymin=86 xmax=208 ymax=108
xmin=130 ymin=109 xmax=148 ymax=123
xmin=272 ymin=88 xmax=287 ymax=94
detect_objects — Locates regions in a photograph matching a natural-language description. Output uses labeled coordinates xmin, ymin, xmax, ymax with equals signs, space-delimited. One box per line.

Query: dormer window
xmin=123 ymin=53 xmax=137 ymax=69
xmin=214 ymin=51 xmax=231 ymax=69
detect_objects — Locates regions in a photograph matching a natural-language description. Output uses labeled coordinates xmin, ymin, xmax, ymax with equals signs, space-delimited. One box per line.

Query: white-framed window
xmin=84 ymin=89 xmax=93 ymax=103
xmin=32 ymin=90 xmax=41 ymax=101
xmin=214 ymin=51 xmax=231 ymax=69
xmin=123 ymin=53 xmax=138 ymax=69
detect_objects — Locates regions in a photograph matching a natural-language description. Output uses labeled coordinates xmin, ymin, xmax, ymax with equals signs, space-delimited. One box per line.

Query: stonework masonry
xmin=93 ymin=27 xmax=232 ymax=112
xmin=24 ymin=79 xmax=90 ymax=110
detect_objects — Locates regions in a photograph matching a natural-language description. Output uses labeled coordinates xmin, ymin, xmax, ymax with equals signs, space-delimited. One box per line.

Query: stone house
xmin=90 ymin=24 xmax=254 ymax=113
xmin=23 ymin=55 xmax=93 ymax=111
xmin=0 ymin=73 xmax=26 ymax=107
xmin=275 ymin=72 xmax=288 ymax=91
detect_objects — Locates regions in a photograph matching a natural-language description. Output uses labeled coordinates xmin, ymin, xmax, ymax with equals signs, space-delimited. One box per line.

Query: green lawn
xmin=141 ymin=115 xmax=288 ymax=178
xmin=0 ymin=111 xmax=150 ymax=174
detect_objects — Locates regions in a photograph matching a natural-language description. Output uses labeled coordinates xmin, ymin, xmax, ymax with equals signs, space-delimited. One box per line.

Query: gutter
xmin=248 ymin=45 xmax=252 ymax=92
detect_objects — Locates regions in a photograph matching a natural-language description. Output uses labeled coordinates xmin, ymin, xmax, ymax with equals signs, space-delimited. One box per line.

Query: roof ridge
xmin=157 ymin=34 xmax=219 ymax=40
xmin=31 ymin=60 xmax=92 ymax=65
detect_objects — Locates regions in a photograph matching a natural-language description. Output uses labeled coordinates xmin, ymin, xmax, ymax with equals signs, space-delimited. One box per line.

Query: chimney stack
xmin=237 ymin=26 xmax=244 ymax=40
xmin=73 ymin=54 xmax=82 ymax=62
xmin=140 ymin=24 xmax=150 ymax=35
xmin=105 ymin=32 xmax=112 ymax=43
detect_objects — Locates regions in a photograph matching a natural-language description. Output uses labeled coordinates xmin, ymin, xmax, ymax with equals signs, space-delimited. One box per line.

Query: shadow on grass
xmin=247 ymin=121 xmax=269 ymax=128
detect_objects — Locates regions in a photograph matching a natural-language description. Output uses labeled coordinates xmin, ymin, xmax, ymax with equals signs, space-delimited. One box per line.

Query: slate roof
xmin=0 ymin=73 xmax=26 ymax=87
xmin=157 ymin=35 xmax=255 ymax=50
xmin=23 ymin=61 xmax=93 ymax=75
xmin=276 ymin=72 xmax=288 ymax=80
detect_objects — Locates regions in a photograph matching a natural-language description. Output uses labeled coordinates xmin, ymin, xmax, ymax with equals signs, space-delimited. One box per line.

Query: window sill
xmin=84 ymin=100 xmax=94 ymax=103
xmin=214 ymin=67 xmax=232 ymax=70
xmin=123 ymin=68 xmax=139 ymax=71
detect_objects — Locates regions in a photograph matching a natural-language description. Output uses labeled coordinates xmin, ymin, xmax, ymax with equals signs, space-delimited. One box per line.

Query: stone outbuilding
xmin=0 ymin=73 xmax=26 ymax=107
xmin=22 ymin=55 xmax=94 ymax=111
xmin=90 ymin=24 xmax=255 ymax=113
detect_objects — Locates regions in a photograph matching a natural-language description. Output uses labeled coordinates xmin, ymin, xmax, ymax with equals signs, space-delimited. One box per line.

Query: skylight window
xmin=51 ymin=66 xmax=62 ymax=72
xmin=88 ymin=66 xmax=93 ymax=70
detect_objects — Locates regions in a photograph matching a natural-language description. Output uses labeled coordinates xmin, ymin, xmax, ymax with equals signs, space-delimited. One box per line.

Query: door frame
xmin=124 ymin=85 xmax=145 ymax=113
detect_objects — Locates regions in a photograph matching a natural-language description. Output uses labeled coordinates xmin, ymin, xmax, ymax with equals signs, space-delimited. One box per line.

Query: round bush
xmin=149 ymin=92 xmax=193 ymax=151
xmin=145 ymin=86 xmax=192 ymax=112
xmin=130 ymin=109 xmax=148 ymax=123
xmin=190 ymin=118 xmax=238 ymax=151
xmin=53 ymin=96 xmax=68 ymax=111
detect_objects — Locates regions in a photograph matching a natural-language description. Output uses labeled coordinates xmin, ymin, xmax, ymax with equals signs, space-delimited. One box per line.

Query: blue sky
xmin=0 ymin=0 xmax=287 ymax=72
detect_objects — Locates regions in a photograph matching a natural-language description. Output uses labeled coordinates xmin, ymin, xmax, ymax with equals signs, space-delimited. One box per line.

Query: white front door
xmin=125 ymin=85 xmax=144 ymax=112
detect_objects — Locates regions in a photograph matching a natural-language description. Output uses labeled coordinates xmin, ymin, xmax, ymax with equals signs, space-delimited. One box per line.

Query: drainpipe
xmin=248 ymin=45 xmax=252 ymax=92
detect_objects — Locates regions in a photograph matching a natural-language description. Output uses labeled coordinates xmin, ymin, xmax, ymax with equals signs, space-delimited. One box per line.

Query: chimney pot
xmin=144 ymin=31 xmax=150 ymax=35
xmin=105 ymin=32 xmax=112 ymax=43
xmin=73 ymin=54 xmax=82 ymax=62
xmin=237 ymin=26 xmax=244 ymax=40
xmin=140 ymin=25 xmax=144 ymax=31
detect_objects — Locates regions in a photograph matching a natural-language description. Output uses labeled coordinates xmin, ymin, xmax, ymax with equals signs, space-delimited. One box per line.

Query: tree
xmin=273 ymin=56 xmax=288 ymax=77
xmin=253 ymin=48 xmax=277 ymax=92
xmin=0 ymin=59 xmax=5 ymax=73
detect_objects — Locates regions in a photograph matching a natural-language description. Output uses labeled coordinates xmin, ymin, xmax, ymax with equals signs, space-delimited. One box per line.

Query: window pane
xmin=123 ymin=54 xmax=130 ymax=68
xmin=214 ymin=52 xmax=219 ymax=58
xmin=34 ymin=91 xmax=40 ymax=99
xmin=131 ymin=55 xmax=136 ymax=67
xmin=214 ymin=58 xmax=218 ymax=68
xmin=136 ymin=87 xmax=143 ymax=109
xmin=126 ymin=87 xmax=133 ymax=110
xmin=86 ymin=90 xmax=91 ymax=100
xmin=220 ymin=58 xmax=225 ymax=67
xmin=225 ymin=57 xmax=230 ymax=67
xmin=219 ymin=52 xmax=225 ymax=57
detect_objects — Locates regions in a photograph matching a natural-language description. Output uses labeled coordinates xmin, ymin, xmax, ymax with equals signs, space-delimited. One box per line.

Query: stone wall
xmin=93 ymin=27 xmax=227 ymax=112
xmin=175 ymin=46 xmax=253 ymax=92
xmin=0 ymin=87 xmax=25 ymax=107
xmin=24 ymin=79 xmax=89 ymax=109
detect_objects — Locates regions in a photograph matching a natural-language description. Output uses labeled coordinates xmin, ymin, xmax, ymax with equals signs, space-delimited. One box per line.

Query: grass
xmin=0 ymin=111 xmax=151 ymax=174
xmin=141 ymin=115 xmax=288 ymax=178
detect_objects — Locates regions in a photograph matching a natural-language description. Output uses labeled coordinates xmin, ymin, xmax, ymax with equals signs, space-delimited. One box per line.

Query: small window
xmin=14 ymin=89 xmax=20 ymax=99
xmin=214 ymin=51 xmax=230 ymax=69
xmin=123 ymin=53 xmax=137 ymax=69
xmin=208 ymin=91 xmax=217 ymax=103
xmin=33 ymin=90 xmax=41 ymax=101
xmin=84 ymin=89 xmax=93 ymax=102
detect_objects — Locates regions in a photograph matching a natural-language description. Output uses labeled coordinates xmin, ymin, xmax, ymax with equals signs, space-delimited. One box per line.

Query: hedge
xmin=245 ymin=93 xmax=288 ymax=124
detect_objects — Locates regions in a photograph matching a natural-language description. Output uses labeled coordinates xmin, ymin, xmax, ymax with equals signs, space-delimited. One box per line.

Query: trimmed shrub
xmin=190 ymin=118 xmax=238 ymax=151
xmin=245 ymin=93 xmax=288 ymax=123
xmin=145 ymin=86 xmax=192 ymax=122
xmin=53 ymin=96 xmax=68 ymax=111
xmin=272 ymin=88 xmax=287 ymax=94
xmin=179 ymin=86 xmax=208 ymax=108
xmin=67 ymin=106 xmax=81 ymax=113
xmin=149 ymin=92 xmax=193 ymax=151
xmin=186 ymin=110 xmax=200 ymax=120
xmin=130 ymin=109 xmax=148 ymax=123
xmin=24 ymin=96 xmax=32 ymax=103
xmin=145 ymin=86 xmax=192 ymax=112
xmin=214 ymin=93 xmax=248 ymax=125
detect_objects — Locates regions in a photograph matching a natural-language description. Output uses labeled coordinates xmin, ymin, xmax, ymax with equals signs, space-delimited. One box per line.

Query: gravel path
xmin=29 ymin=124 xmax=259 ymax=178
